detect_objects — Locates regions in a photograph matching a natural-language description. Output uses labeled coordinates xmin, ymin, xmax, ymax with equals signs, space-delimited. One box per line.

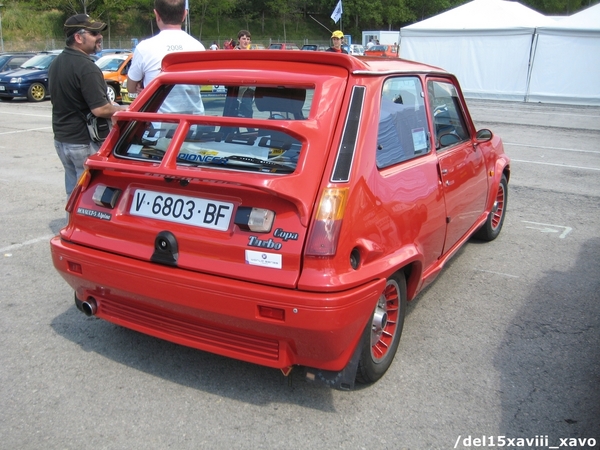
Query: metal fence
xmin=2 ymin=36 xmax=331 ymax=52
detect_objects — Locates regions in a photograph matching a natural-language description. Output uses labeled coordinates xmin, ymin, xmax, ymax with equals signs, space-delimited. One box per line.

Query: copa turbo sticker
xmin=245 ymin=250 xmax=282 ymax=269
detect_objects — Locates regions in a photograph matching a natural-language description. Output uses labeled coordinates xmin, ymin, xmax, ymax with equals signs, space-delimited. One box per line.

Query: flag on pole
xmin=331 ymin=0 xmax=343 ymax=24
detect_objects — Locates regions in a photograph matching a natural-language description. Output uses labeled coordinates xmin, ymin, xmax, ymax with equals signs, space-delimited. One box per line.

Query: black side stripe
xmin=331 ymin=86 xmax=365 ymax=182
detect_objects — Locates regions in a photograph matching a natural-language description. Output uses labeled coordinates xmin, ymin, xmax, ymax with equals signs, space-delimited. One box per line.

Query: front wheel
xmin=474 ymin=174 xmax=508 ymax=241
xmin=27 ymin=82 xmax=46 ymax=102
xmin=107 ymin=84 xmax=118 ymax=103
xmin=356 ymin=272 xmax=407 ymax=384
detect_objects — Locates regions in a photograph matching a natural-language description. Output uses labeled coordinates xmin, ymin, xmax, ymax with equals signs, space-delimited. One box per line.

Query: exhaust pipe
xmin=81 ymin=298 xmax=97 ymax=317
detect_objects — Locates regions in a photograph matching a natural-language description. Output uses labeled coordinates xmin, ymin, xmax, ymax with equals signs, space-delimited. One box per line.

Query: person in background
xmin=210 ymin=41 xmax=218 ymax=50
xmin=366 ymin=39 xmax=375 ymax=49
xmin=224 ymin=39 xmax=234 ymax=49
xmin=49 ymin=13 xmax=126 ymax=197
xmin=326 ymin=30 xmax=348 ymax=54
xmin=127 ymin=0 xmax=205 ymax=109
xmin=235 ymin=30 xmax=251 ymax=50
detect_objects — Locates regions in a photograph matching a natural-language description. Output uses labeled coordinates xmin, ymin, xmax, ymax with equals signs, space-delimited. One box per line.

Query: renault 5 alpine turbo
xmin=50 ymin=50 xmax=510 ymax=390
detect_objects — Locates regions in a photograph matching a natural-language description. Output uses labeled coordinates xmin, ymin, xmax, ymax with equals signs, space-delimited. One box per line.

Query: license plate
xmin=130 ymin=189 xmax=233 ymax=231
xmin=0 ymin=86 xmax=5 ymax=91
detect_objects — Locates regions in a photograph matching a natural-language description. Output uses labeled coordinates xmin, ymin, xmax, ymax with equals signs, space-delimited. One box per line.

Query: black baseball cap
xmin=64 ymin=14 xmax=107 ymax=37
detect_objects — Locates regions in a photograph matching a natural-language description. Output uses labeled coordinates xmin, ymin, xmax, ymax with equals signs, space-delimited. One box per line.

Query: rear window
xmin=114 ymin=85 xmax=314 ymax=175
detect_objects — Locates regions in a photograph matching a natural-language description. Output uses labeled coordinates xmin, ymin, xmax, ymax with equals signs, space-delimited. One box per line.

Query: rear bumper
xmin=51 ymin=237 xmax=383 ymax=371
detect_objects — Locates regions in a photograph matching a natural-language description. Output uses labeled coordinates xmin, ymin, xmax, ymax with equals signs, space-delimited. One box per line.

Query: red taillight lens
xmin=306 ymin=188 xmax=349 ymax=256
xmin=67 ymin=261 xmax=82 ymax=274
xmin=258 ymin=306 xmax=285 ymax=321
xmin=65 ymin=169 xmax=91 ymax=213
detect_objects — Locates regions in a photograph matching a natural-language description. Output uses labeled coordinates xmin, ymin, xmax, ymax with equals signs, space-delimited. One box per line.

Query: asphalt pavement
xmin=0 ymin=98 xmax=599 ymax=450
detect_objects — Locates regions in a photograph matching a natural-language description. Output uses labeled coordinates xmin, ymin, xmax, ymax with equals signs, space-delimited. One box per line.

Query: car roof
xmin=96 ymin=49 xmax=132 ymax=55
xmin=0 ymin=52 xmax=36 ymax=56
xmin=96 ymin=53 xmax=131 ymax=63
xmin=160 ymin=50 xmax=445 ymax=76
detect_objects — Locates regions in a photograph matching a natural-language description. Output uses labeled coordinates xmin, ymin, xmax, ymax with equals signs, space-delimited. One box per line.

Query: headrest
xmin=254 ymin=87 xmax=306 ymax=117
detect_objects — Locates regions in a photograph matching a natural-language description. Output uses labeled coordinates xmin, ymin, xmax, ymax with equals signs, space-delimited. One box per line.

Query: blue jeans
xmin=54 ymin=140 xmax=100 ymax=196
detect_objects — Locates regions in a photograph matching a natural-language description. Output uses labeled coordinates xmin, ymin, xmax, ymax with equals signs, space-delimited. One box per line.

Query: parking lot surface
xmin=1 ymin=98 xmax=599 ymax=449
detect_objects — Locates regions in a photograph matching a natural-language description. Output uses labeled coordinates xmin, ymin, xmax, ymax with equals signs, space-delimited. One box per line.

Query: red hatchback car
xmin=51 ymin=51 xmax=509 ymax=389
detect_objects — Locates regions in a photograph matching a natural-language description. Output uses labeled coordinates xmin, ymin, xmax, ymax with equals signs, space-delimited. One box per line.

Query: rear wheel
xmin=474 ymin=174 xmax=507 ymax=241
xmin=27 ymin=82 xmax=46 ymax=102
xmin=356 ymin=272 xmax=407 ymax=384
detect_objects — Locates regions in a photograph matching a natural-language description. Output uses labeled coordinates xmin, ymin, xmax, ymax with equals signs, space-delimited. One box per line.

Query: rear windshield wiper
xmin=177 ymin=154 xmax=295 ymax=173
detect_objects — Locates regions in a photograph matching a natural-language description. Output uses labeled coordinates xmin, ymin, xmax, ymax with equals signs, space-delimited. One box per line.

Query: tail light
xmin=305 ymin=187 xmax=349 ymax=256
xmin=65 ymin=169 xmax=91 ymax=214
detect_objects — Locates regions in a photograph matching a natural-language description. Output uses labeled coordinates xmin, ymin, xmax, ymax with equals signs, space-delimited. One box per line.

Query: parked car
xmin=268 ymin=43 xmax=300 ymax=50
xmin=0 ymin=52 xmax=36 ymax=73
xmin=349 ymin=44 xmax=365 ymax=55
xmin=200 ymin=84 xmax=227 ymax=98
xmin=51 ymin=51 xmax=510 ymax=390
xmin=95 ymin=49 xmax=132 ymax=58
xmin=364 ymin=44 xmax=399 ymax=58
xmin=96 ymin=53 xmax=132 ymax=103
xmin=0 ymin=50 xmax=61 ymax=102
xmin=301 ymin=44 xmax=327 ymax=51
xmin=120 ymin=79 xmax=137 ymax=104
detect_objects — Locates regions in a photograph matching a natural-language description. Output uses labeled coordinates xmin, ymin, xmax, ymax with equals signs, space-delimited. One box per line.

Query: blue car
xmin=0 ymin=50 xmax=61 ymax=102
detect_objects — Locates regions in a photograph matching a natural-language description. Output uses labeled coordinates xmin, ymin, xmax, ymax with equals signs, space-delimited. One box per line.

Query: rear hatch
xmin=63 ymin=52 xmax=356 ymax=289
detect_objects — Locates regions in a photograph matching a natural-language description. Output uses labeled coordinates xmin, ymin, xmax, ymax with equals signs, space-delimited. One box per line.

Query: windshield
xmin=114 ymin=84 xmax=314 ymax=175
xmin=21 ymin=54 xmax=56 ymax=70
xmin=96 ymin=56 xmax=127 ymax=72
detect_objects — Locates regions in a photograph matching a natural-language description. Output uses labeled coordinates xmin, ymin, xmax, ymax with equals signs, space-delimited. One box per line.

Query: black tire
xmin=27 ymin=82 xmax=46 ymax=102
xmin=356 ymin=272 xmax=407 ymax=384
xmin=474 ymin=174 xmax=508 ymax=241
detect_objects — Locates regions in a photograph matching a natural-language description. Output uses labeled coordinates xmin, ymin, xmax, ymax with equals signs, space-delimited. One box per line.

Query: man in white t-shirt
xmin=127 ymin=0 xmax=205 ymax=114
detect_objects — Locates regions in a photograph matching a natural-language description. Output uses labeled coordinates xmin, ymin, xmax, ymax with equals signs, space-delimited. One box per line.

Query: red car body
xmin=51 ymin=51 xmax=509 ymax=389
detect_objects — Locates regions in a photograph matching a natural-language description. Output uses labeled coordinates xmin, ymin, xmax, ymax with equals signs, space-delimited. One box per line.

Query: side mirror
xmin=476 ymin=129 xmax=493 ymax=142
xmin=439 ymin=132 xmax=461 ymax=147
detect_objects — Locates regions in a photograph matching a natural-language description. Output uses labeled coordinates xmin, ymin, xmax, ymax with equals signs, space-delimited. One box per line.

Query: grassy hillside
xmin=1 ymin=4 xmax=339 ymax=52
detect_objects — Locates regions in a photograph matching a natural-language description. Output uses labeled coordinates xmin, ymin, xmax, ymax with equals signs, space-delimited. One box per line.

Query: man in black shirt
xmin=49 ymin=14 xmax=126 ymax=196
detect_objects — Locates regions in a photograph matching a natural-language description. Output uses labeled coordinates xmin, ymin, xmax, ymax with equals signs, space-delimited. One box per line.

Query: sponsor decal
xmin=245 ymin=250 xmax=282 ymax=269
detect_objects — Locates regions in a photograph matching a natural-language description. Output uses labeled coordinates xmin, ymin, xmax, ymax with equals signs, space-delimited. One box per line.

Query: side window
xmin=376 ymin=76 xmax=429 ymax=169
xmin=9 ymin=56 xmax=30 ymax=70
xmin=427 ymin=80 xmax=469 ymax=150
xmin=122 ymin=59 xmax=131 ymax=76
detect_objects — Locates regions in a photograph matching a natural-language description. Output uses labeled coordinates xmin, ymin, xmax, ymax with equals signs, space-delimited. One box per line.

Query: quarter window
xmin=376 ymin=77 xmax=429 ymax=169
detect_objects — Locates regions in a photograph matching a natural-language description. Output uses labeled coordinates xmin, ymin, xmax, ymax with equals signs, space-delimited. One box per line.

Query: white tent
xmin=527 ymin=3 xmax=600 ymax=105
xmin=400 ymin=0 xmax=556 ymax=101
